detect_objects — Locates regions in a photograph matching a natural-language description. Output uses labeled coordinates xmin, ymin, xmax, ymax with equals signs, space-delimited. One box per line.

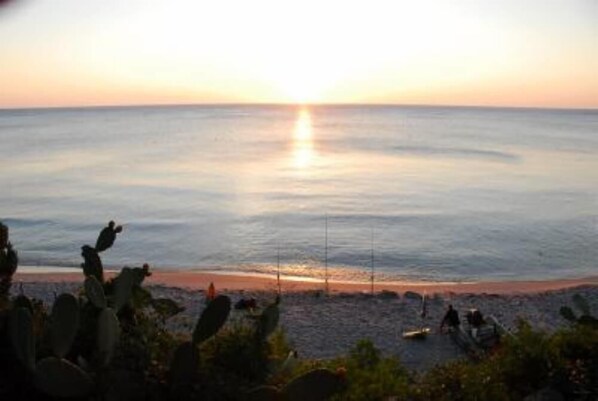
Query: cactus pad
xmin=81 ymin=245 xmax=104 ymax=282
xmin=35 ymin=357 xmax=94 ymax=398
xmin=9 ymin=306 xmax=35 ymax=371
xmin=95 ymin=220 xmax=122 ymax=252
xmin=50 ymin=293 xmax=80 ymax=358
xmin=169 ymin=341 xmax=200 ymax=388
xmin=13 ymin=294 xmax=33 ymax=312
xmin=85 ymin=275 xmax=107 ymax=308
xmin=113 ymin=267 xmax=134 ymax=311
xmin=0 ymin=222 xmax=7 ymax=249
xmin=97 ymin=307 xmax=120 ymax=365
xmin=192 ymin=295 xmax=231 ymax=345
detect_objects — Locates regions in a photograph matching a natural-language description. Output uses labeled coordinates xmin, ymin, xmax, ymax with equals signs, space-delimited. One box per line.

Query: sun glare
xmin=292 ymin=108 xmax=314 ymax=168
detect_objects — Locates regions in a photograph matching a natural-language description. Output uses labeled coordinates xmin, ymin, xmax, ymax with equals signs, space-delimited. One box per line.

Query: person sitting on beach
xmin=440 ymin=304 xmax=460 ymax=331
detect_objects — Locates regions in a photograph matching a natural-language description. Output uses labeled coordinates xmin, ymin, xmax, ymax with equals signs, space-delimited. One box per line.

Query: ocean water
xmin=1 ymin=105 xmax=597 ymax=282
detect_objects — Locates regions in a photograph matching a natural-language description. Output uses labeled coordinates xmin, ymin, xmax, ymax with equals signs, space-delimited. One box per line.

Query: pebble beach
xmin=12 ymin=271 xmax=598 ymax=372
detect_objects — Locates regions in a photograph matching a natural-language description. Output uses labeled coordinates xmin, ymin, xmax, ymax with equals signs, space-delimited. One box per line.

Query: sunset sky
xmin=0 ymin=0 xmax=596 ymax=108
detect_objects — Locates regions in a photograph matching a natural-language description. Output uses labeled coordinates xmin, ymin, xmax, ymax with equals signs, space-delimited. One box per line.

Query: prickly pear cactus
xmin=84 ymin=275 xmax=107 ymax=308
xmin=9 ymin=306 xmax=36 ymax=371
xmin=0 ymin=222 xmax=8 ymax=249
xmin=192 ymin=295 xmax=231 ymax=345
xmin=169 ymin=341 xmax=200 ymax=389
xmin=95 ymin=220 xmax=122 ymax=252
xmin=97 ymin=307 xmax=120 ymax=366
xmin=50 ymin=293 xmax=80 ymax=358
xmin=34 ymin=357 xmax=94 ymax=398
xmin=13 ymin=294 xmax=33 ymax=312
xmin=113 ymin=267 xmax=134 ymax=311
xmin=0 ymin=222 xmax=18 ymax=297
xmin=130 ymin=263 xmax=151 ymax=286
xmin=257 ymin=303 xmax=280 ymax=341
xmin=81 ymin=245 xmax=104 ymax=283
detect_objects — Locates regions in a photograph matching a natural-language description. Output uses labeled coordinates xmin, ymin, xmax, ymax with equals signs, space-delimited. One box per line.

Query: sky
xmin=0 ymin=0 xmax=597 ymax=108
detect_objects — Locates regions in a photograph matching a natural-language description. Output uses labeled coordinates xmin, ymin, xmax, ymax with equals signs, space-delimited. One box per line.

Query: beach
xmin=13 ymin=270 xmax=598 ymax=371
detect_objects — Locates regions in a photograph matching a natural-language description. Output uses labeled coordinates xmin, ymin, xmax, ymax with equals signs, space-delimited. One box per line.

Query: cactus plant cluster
xmin=81 ymin=220 xmax=122 ymax=283
xmin=9 ymin=292 xmax=98 ymax=398
xmin=0 ymin=222 xmax=18 ymax=298
xmin=1 ymin=221 xmax=343 ymax=400
xmin=6 ymin=222 xmax=140 ymax=399
xmin=0 ymin=222 xmax=160 ymax=399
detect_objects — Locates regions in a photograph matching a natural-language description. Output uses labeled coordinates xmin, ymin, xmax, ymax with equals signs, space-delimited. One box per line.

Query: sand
xmin=12 ymin=269 xmax=598 ymax=371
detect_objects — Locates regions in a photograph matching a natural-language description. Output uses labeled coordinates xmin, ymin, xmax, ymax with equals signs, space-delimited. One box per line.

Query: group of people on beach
xmin=440 ymin=304 xmax=460 ymax=331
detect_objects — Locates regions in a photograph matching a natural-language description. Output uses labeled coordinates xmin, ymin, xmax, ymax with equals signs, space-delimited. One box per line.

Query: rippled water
xmin=1 ymin=105 xmax=597 ymax=281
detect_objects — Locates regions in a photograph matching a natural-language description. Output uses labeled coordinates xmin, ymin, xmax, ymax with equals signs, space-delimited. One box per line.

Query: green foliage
xmin=417 ymin=359 xmax=510 ymax=401
xmin=199 ymin=323 xmax=273 ymax=393
xmin=330 ymin=340 xmax=410 ymax=401
xmin=151 ymin=297 xmax=185 ymax=321
xmin=551 ymin=324 xmax=598 ymax=397
xmin=257 ymin=303 xmax=280 ymax=341
xmin=559 ymin=294 xmax=597 ymax=328
xmin=560 ymin=306 xmax=577 ymax=322
xmin=284 ymin=368 xmax=343 ymax=401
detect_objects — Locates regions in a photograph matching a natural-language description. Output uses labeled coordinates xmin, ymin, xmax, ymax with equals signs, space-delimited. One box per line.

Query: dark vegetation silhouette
xmin=0 ymin=221 xmax=596 ymax=400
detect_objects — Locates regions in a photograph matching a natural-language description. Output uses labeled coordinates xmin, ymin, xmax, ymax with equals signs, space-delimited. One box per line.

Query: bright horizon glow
xmin=0 ymin=0 xmax=597 ymax=109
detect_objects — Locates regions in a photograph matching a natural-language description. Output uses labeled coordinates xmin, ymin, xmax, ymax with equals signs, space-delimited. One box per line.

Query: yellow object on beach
xmin=402 ymin=327 xmax=431 ymax=340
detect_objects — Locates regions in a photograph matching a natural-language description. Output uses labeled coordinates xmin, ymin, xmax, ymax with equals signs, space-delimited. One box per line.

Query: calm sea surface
xmin=1 ymin=105 xmax=597 ymax=282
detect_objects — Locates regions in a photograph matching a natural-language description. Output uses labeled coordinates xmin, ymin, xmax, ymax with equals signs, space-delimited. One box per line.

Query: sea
xmin=1 ymin=105 xmax=597 ymax=282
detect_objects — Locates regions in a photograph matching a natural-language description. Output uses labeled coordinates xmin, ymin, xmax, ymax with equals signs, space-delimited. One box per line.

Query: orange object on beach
xmin=207 ymin=282 xmax=216 ymax=301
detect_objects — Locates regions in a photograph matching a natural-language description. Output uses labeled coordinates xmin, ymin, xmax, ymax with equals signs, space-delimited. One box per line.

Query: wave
xmin=391 ymin=145 xmax=520 ymax=162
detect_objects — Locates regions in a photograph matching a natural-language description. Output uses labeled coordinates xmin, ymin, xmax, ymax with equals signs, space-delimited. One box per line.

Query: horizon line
xmin=1 ymin=101 xmax=597 ymax=112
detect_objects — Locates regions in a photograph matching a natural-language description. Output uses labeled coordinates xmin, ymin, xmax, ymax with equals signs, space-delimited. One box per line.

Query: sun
xmin=270 ymin=58 xmax=332 ymax=104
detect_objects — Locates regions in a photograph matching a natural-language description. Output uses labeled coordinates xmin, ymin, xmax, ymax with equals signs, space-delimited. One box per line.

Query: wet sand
xmin=14 ymin=268 xmax=598 ymax=294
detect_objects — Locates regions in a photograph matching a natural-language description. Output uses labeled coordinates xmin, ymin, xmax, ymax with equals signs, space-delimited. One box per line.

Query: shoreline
xmin=14 ymin=266 xmax=598 ymax=295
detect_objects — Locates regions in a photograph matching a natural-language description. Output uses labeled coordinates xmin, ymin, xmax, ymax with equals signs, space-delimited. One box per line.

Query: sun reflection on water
xmin=292 ymin=108 xmax=315 ymax=169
